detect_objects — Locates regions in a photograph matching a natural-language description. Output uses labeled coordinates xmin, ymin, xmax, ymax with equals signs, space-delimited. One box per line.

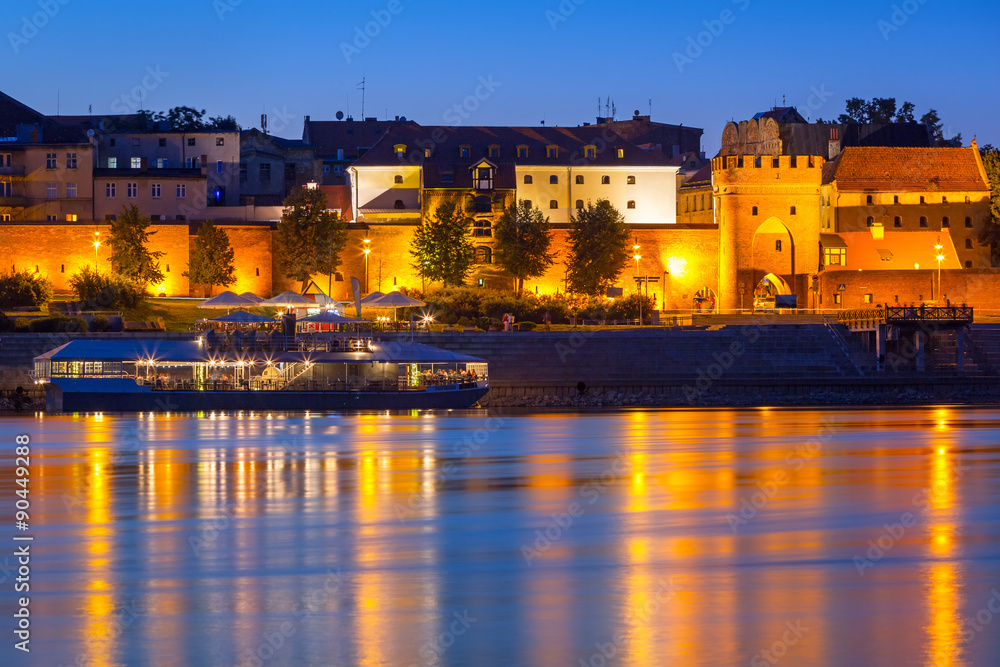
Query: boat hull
xmin=46 ymin=379 xmax=489 ymax=413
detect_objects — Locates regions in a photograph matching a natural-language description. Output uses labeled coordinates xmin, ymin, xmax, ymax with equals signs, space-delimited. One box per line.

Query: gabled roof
xmin=831 ymin=146 xmax=989 ymax=192
xmin=241 ymin=127 xmax=311 ymax=149
xmin=0 ymin=90 xmax=46 ymax=136
xmin=753 ymin=107 xmax=808 ymax=123
xmin=303 ymin=119 xmax=398 ymax=159
xmin=679 ymin=162 xmax=712 ymax=191
xmin=781 ymin=122 xmax=931 ymax=156
xmin=823 ymin=231 xmax=962 ymax=271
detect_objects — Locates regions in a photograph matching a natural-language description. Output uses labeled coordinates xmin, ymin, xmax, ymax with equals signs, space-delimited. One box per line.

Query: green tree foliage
xmin=0 ymin=269 xmax=53 ymax=308
xmin=126 ymin=107 xmax=238 ymax=131
xmin=410 ymin=200 xmax=476 ymax=286
xmin=184 ymin=221 xmax=237 ymax=296
xmin=565 ymin=199 xmax=631 ymax=296
xmin=834 ymin=97 xmax=916 ymax=124
xmin=108 ymin=204 xmax=165 ymax=287
xmin=493 ymin=200 xmax=555 ymax=295
xmin=920 ymin=109 xmax=962 ymax=147
xmin=275 ymin=187 xmax=347 ymax=290
xmin=166 ymin=106 xmax=207 ymax=131
xmin=207 ymin=115 xmax=238 ymax=130
xmin=69 ymin=266 xmax=147 ymax=310
xmin=977 ymin=145 xmax=1000 ymax=265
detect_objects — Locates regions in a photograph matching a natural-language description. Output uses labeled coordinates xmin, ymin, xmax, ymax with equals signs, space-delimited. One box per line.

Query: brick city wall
xmin=819 ymin=268 xmax=1000 ymax=310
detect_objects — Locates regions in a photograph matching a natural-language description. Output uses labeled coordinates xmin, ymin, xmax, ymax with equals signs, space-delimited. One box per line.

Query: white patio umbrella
xmin=298 ymin=311 xmax=358 ymax=325
xmin=210 ymin=311 xmax=275 ymax=324
xmin=260 ymin=290 xmax=317 ymax=308
xmin=197 ymin=291 xmax=257 ymax=310
xmin=239 ymin=291 xmax=265 ymax=305
xmin=366 ymin=291 xmax=426 ymax=320
xmin=358 ymin=291 xmax=386 ymax=305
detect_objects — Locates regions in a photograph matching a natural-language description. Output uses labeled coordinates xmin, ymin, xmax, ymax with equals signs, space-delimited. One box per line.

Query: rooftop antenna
xmin=89 ymin=104 xmax=92 ymax=114
xmin=57 ymin=91 xmax=59 ymax=115
xmin=782 ymin=94 xmax=786 ymax=106
xmin=649 ymin=99 xmax=652 ymax=117
xmin=357 ymin=76 xmax=366 ymax=118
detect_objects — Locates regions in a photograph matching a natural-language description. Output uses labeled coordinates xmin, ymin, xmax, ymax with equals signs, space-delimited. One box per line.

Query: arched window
xmin=789 ymin=206 xmax=796 ymax=215
xmin=524 ymin=175 xmax=533 ymax=184
xmin=627 ymin=175 xmax=636 ymax=185
xmin=474 ymin=195 xmax=492 ymax=213
xmin=627 ymin=200 xmax=636 ymax=209
xmin=601 ymin=175 xmax=610 ymax=185
xmin=394 ymin=175 xmax=403 ymax=184
xmin=549 ymin=175 xmax=559 ymax=185
xmin=394 ymin=199 xmax=405 ymax=209
xmin=575 ymin=175 xmax=584 ymax=185
xmin=752 ymin=206 xmax=758 ymax=216
xmin=475 ymin=246 xmax=493 ymax=264
xmin=549 ymin=200 xmax=558 ymax=209
xmin=575 ymin=200 xmax=584 ymax=209
xmin=776 ymin=240 xmax=782 ymax=251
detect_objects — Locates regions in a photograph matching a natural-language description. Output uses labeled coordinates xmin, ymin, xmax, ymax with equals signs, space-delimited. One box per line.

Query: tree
xmin=410 ymin=200 xmax=476 ymax=286
xmin=565 ymin=199 xmax=631 ymax=296
xmin=836 ymin=97 xmax=916 ymax=124
xmin=493 ymin=200 xmax=555 ymax=295
xmin=208 ymin=114 xmax=238 ymax=131
xmin=977 ymin=145 xmax=1000 ymax=265
xmin=184 ymin=221 xmax=237 ymax=296
xmin=166 ymin=106 xmax=207 ymax=131
xmin=275 ymin=187 xmax=347 ymax=290
xmin=921 ymin=109 xmax=962 ymax=147
xmin=108 ymin=204 xmax=165 ymax=287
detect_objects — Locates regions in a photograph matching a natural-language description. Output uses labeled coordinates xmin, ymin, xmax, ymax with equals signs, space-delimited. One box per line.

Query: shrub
xmin=69 ymin=267 xmax=148 ymax=311
xmin=27 ymin=315 xmax=88 ymax=333
xmin=456 ymin=316 xmax=473 ymax=328
xmin=474 ymin=316 xmax=491 ymax=332
xmin=14 ymin=318 xmax=28 ymax=332
xmin=0 ymin=313 xmax=15 ymax=332
xmin=90 ymin=314 xmax=110 ymax=332
xmin=519 ymin=321 xmax=537 ymax=331
xmin=0 ymin=270 xmax=53 ymax=309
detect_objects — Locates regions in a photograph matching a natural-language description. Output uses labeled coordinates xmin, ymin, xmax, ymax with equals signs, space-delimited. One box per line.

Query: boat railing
xmin=135 ymin=375 xmax=485 ymax=393
xmin=204 ymin=331 xmax=374 ymax=353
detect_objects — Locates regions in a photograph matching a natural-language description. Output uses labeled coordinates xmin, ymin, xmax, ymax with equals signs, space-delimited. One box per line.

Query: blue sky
xmin=4 ymin=0 xmax=998 ymax=153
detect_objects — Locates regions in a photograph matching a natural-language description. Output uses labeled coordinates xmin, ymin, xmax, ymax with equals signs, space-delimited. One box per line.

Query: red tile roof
xmin=833 ymin=147 xmax=988 ymax=192
xmin=320 ymin=185 xmax=353 ymax=222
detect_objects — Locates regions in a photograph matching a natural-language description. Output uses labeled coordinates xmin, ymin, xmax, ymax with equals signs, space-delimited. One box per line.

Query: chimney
xmin=828 ymin=127 xmax=842 ymax=160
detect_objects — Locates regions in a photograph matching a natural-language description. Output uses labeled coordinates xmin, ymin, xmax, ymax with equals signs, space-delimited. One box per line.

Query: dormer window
xmin=517 ymin=145 xmax=528 ymax=159
xmin=617 ymin=148 xmax=625 ymax=159
xmin=474 ymin=165 xmax=493 ymax=190
xmin=460 ymin=145 xmax=471 ymax=158
xmin=393 ymin=144 xmax=406 ymax=158
xmin=546 ymin=145 xmax=558 ymax=159
xmin=424 ymin=147 xmax=432 ymax=158
xmin=584 ymin=145 xmax=596 ymax=159
xmin=489 ymin=145 xmax=500 ymax=159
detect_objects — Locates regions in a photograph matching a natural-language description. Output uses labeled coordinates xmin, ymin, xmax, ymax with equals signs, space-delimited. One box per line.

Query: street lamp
xmin=93 ymin=229 xmax=100 ymax=267
xmin=632 ymin=238 xmax=642 ymax=326
xmin=934 ymin=241 xmax=944 ymax=302
xmin=362 ymin=238 xmax=371 ymax=293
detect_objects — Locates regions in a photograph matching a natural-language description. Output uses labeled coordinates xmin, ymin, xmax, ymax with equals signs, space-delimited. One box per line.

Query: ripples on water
xmin=1 ymin=407 xmax=999 ymax=666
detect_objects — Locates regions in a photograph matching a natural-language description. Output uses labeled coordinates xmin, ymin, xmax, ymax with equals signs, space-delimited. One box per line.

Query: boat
xmin=31 ymin=326 xmax=489 ymax=412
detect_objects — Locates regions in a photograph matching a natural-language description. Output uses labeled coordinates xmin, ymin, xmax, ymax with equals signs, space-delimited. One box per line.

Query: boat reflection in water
xmin=11 ymin=407 xmax=1000 ymax=665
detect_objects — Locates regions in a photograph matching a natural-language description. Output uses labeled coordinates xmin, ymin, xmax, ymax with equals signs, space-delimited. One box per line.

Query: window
xmin=150 ymin=183 xmax=161 ymax=198
xmin=66 ymin=153 xmax=77 ymax=169
xmin=524 ymin=175 xmax=533 ymax=184
xmin=685 ymin=198 xmax=689 ymax=213
xmin=109 ymin=138 xmax=116 ymax=147
xmin=394 ymin=175 xmax=403 ymax=184
xmin=104 ymin=214 xmax=116 ymax=221
xmin=602 ymin=175 xmax=610 ymax=185
xmin=919 ymin=216 xmax=928 ymax=227
xmin=752 ymin=206 xmax=758 ymax=216
xmin=549 ymin=200 xmax=558 ymax=209
xmin=549 ymin=175 xmax=558 ymax=185
xmin=474 ymin=195 xmax=492 ymax=213
xmin=0 ymin=214 xmax=8 ymax=222
xmin=333 ymin=165 xmax=345 ymax=174
xmin=46 ymin=215 xmax=57 ymax=221
xmin=864 ymin=294 xmax=873 ymax=304
xmin=833 ymin=294 xmax=842 ymax=305
xmin=575 ymin=199 xmax=584 ymax=209
xmin=790 ymin=206 xmax=796 ymax=215
xmin=46 ymin=182 xmax=56 ymax=198
xmin=894 ymin=216 xmax=901 ymax=227
xmin=459 ymin=145 xmax=470 ymax=158
xmin=394 ymin=144 xmax=406 ymax=158
xmin=239 ymin=163 xmax=248 ymax=181
xmin=920 ymin=196 xmax=926 ymax=204
xmin=0 ymin=154 xmax=8 ymax=167
xmin=46 ymin=153 xmax=56 ymax=169
xmin=866 ymin=195 xmax=873 ymax=205
xmin=394 ymin=199 xmax=405 ymax=209
xmin=322 ymin=165 xmax=330 ymax=174
xmin=217 ymin=161 xmax=223 ymax=174
xmin=185 ymin=157 xmax=194 ymax=168
xmin=150 ymin=215 xmax=161 ymax=221
xmin=489 ymin=145 xmax=499 ymax=158
xmin=627 ymin=176 xmax=636 ymax=185
xmin=966 ymin=239 xmax=974 ymax=249
xmin=775 ymin=240 xmax=782 ymax=251
xmin=576 ymin=175 xmax=584 ymax=185
xmin=893 ymin=195 xmax=899 ymax=204
xmin=188 ymin=138 xmax=196 ymax=146
xmin=965 ymin=260 xmax=973 ymax=268
xmin=546 ymin=146 xmax=558 ymax=159
xmin=66 ymin=183 xmax=76 ymax=198
xmin=523 ymin=200 xmax=532 ymax=208
xmin=825 ymin=247 xmax=846 ymax=266
xmin=127 ymin=182 xmax=137 ymax=198
xmin=216 ymin=137 xmax=224 ymax=147
xmin=131 ymin=157 xmax=141 ymax=169
xmin=64 ymin=214 xmax=76 ymax=222
xmin=441 ymin=174 xmax=453 ymax=183
xmin=0 ymin=182 xmax=9 ymax=196
xmin=942 ymin=196 xmax=948 ymax=204
xmin=867 ymin=216 xmax=874 ymax=227
xmin=617 ymin=148 xmax=625 ymax=159
xmin=472 ymin=219 xmax=491 ymax=237
xmin=176 ymin=184 xmax=186 ymax=198
xmin=107 ymin=157 xmax=117 ymax=169
xmin=966 ymin=217 xmax=973 ymax=228
xmin=627 ymin=200 xmax=636 ymax=209
xmin=584 ymin=146 xmax=596 ymax=159
xmin=943 ymin=217 xmax=950 ymax=227
xmin=260 ymin=163 xmax=271 ymax=183
xmin=424 ymin=147 xmax=432 ymax=158
xmin=772 ymin=157 xmax=780 ymax=168
xmin=517 ymin=145 xmax=528 ymax=159
xmin=475 ymin=246 xmax=493 ymax=264
xmin=176 ymin=215 xmax=185 ymax=221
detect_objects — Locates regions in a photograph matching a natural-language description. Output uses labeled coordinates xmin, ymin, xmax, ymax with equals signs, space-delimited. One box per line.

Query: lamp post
xmin=362 ymin=238 xmax=371 ymax=294
xmin=934 ymin=242 xmax=944 ymax=302
xmin=632 ymin=238 xmax=642 ymax=326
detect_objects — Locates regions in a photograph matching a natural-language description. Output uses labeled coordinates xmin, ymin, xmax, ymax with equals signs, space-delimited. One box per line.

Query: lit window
xmin=833 ymin=294 xmax=842 ymax=305
xmin=66 ymin=183 xmax=76 ymax=199
xmin=127 ymin=182 xmax=137 ymax=198
xmin=176 ymin=184 xmax=186 ymax=198
xmin=151 ymin=183 xmax=161 ymax=198
xmin=864 ymin=294 xmax=873 ymax=304
xmin=66 ymin=214 xmax=77 ymax=222
xmin=617 ymin=148 xmax=624 ymax=158
xmin=66 ymin=153 xmax=77 ymax=169
xmin=825 ymin=247 xmax=846 ymax=266
xmin=394 ymin=144 xmax=406 ymax=158
xmin=216 ymin=137 xmax=225 ymax=146
xmin=131 ymin=157 xmax=141 ymax=169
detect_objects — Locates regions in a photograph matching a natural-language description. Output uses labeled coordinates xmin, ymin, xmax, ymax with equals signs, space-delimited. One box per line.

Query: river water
xmin=1 ymin=407 xmax=999 ymax=666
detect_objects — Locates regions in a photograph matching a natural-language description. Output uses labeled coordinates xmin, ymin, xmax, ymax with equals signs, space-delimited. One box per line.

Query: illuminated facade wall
xmin=94 ymin=174 xmax=207 ymax=222
xmin=1 ymin=143 xmax=94 ymax=222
